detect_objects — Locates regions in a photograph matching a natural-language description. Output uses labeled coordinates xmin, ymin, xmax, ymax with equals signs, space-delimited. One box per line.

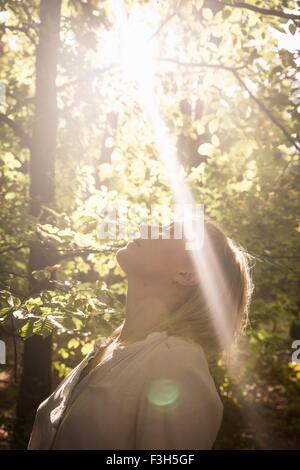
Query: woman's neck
xmin=117 ymin=278 xmax=173 ymax=343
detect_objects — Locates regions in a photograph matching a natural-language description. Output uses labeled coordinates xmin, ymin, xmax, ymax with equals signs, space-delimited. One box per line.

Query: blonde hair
xmin=106 ymin=217 xmax=254 ymax=362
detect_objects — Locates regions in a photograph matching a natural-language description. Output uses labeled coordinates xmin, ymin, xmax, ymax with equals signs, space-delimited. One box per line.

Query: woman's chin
xmin=116 ymin=247 xmax=130 ymax=272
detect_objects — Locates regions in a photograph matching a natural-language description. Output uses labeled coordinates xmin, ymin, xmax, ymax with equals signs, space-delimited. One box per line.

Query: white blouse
xmin=28 ymin=331 xmax=223 ymax=450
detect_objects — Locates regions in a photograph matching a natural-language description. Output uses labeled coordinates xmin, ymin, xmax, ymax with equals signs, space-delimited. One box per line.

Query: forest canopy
xmin=0 ymin=0 xmax=299 ymax=449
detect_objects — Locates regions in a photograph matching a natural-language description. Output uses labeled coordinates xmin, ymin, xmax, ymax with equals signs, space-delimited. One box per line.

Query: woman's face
xmin=116 ymin=223 xmax=193 ymax=283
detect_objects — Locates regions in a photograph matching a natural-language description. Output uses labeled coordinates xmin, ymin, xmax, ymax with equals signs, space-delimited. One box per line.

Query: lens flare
xmin=109 ymin=0 xmax=159 ymax=90
xmin=147 ymin=378 xmax=179 ymax=407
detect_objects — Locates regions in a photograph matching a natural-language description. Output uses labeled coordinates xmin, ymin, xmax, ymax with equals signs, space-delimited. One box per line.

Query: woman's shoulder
xmin=142 ymin=331 xmax=212 ymax=381
xmin=165 ymin=332 xmax=207 ymax=356
xmin=147 ymin=331 xmax=207 ymax=361
xmin=137 ymin=332 xmax=223 ymax=413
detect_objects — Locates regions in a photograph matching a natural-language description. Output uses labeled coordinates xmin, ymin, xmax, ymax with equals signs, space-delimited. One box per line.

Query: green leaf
xmin=195 ymin=0 xmax=204 ymax=11
xmin=67 ymin=338 xmax=80 ymax=349
xmin=208 ymin=119 xmax=219 ymax=134
xmin=202 ymin=8 xmax=213 ymax=21
xmin=0 ymin=307 xmax=12 ymax=320
xmin=12 ymin=309 xmax=25 ymax=319
xmin=20 ymin=320 xmax=35 ymax=339
xmin=222 ymin=8 xmax=232 ymax=20
xmin=81 ymin=342 xmax=93 ymax=356
xmin=72 ymin=317 xmax=83 ymax=330
xmin=32 ymin=318 xmax=53 ymax=337
xmin=58 ymin=348 xmax=69 ymax=359
xmin=289 ymin=23 xmax=296 ymax=35
xmin=48 ymin=315 xmax=65 ymax=330
xmin=25 ymin=297 xmax=43 ymax=311
xmin=31 ymin=269 xmax=51 ymax=282
xmin=197 ymin=143 xmax=215 ymax=156
xmin=0 ymin=290 xmax=21 ymax=308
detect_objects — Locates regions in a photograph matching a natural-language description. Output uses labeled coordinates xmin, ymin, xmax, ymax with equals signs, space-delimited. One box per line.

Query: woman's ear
xmin=173 ymin=270 xmax=198 ymax=286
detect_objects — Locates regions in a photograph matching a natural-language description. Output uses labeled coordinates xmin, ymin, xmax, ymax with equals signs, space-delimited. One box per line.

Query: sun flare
xmin=104 ymin=0 xmax=160 ymax=91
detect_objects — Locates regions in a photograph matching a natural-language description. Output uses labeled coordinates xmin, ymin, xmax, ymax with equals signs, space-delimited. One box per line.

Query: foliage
xmin=0 ymin=0 xmax=299 ymax=448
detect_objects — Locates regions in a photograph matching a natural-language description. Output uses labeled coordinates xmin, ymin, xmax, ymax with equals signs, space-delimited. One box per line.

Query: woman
xmin=28 ymin=217 xmax=254 ymax=450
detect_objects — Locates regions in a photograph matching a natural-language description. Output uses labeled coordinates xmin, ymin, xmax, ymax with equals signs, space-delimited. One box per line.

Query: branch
xmin=151 ymin=1 xmax=180 ymax=39
xmin=56 ymin=64 xmax=116 ymax=92
xmin=232 ymin=70 xmax=300 ymax=153
xmin=151 ymin=0 xmax=199 ymax=39
xmin=0 ymin=244 xmax=29 ymax=256
xmin=158 ymin=57 xmax=246 ymax=72
xmin=21 ymin=71 xmax=112 ymax=105
xmin=0 ymin=279 xmax=26 ymax=299
xmin=0 ymin=271 xmax=29 ymax=279
xmin=0 ymin=24 xmax=38 ymax=46
xmin=159 ymin=58 xmax=300 ymax=153
xmin=251 ymin=252 xmax=299 ymax=274
xmin=11 ymin=316 xmax=18 ymax=383
xmin=262 ymin=255 xmax=300 ymax=260
xmin=219 ymin=1 xmax=300 ymax=21
xmin=0 ymin=113 xmax=32 ymax=150
xmin=57 ymin=246 xmax=121 ymax=261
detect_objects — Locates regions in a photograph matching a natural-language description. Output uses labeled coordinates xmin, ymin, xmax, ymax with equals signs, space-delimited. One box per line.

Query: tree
xmin=0 ymin=0 xmax=299 ymax=449
xmin=13 ymin=0 xmax=62 ymax=448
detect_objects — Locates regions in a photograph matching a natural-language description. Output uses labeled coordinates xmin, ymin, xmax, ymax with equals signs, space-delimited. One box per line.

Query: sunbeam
xmin=111 ymin=0 xmax=236 ymax=360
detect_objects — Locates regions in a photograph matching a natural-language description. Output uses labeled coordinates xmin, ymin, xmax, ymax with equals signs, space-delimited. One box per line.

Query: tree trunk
xmin=13 ymin=0 xmax=62 ymax=449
